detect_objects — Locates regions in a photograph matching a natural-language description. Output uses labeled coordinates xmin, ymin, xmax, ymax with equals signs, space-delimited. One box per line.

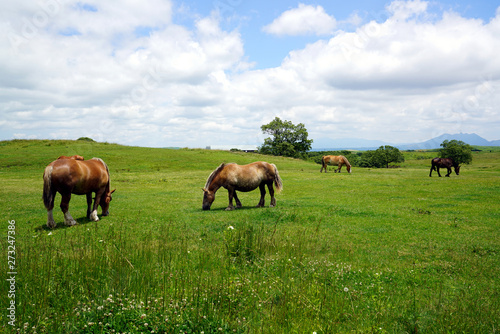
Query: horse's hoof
xmin=64 ymin=219 xmax=77 ymax=226
xmin=47 ymin=220 xmax=56 ymax=229
xmin=225 ymin=207 xmax=234 ymax=211
xmin=90 ymin=210 xmax=100 ymax=221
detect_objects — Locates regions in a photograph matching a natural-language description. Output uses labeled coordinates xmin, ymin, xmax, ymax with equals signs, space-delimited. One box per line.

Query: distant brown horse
xmin=43 ymin=158 xmax=115 ymax=228
xmin=320 ymin=155 xmax=352 ymax=173
xmin=202 ymin=162 xmax=283 ymax=211
xmin=429 ymin=158 xmax=460 ymax=177
xmin=58 ymin=155 xmax=84 ymax=160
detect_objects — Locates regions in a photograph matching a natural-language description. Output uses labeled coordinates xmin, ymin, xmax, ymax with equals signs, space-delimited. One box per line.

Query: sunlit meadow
xmin=0 ymin=140 xmax=499 ymax=333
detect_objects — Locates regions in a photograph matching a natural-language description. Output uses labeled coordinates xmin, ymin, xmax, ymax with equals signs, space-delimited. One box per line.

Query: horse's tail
xmin=42 ymin=165 xmax=54 ymax=209
xmin=321 ymin=156 xmax=327 ymax=172
xmin=271 ymin=164 xmax=283 ymax=193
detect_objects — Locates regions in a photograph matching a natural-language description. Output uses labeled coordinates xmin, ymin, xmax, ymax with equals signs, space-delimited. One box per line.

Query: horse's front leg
xmin=226 ymin=188 xmax=236 ymax=211
xmin=60 ymin=193 xmax=77 ymax=226
xmin=445 ymin=167 xmax=451 ymax=177
xmin=86 ymin=193 xmax=93 ymax=219
xmin=90 ymin=190 xmax=104 ymax=221
xmin=257 ymin=184 xmax=266 ymax=207
xmin=233 ymin=192 xmax=243 ymax=209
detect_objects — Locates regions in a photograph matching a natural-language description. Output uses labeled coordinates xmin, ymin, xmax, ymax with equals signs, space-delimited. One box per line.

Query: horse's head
xmin=347 ymin=165 xmax=352 ymax=173
xmin=202 ymin=188 xmax=215 ymax=210
xmin=100 ymin=189 xmax=116 ymax=216
xmin=454 ymin=165 xmax=460 ymax=175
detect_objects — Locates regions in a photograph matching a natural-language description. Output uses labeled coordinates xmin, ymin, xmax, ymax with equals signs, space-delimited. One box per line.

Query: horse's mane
xmin=448 ymin=158 xmax=459 ymax=167
xmin=342 ymin=156 xmax=351 ymax=167
xmin=204 ymin=163 xmax=226 ymax=189
xmin=91 ymin=157 xmax=111 ymax=188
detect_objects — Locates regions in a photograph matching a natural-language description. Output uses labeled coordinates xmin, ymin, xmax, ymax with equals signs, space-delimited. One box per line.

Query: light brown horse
xmin=43 ymin=157 xmax=115 ymax=228
xmin=320 ymin=155 xmax=352 ymax=173
xmin=202 ymin=162 xmax=283 ymax=211
xmin=58 ymin=155 xmax=84 ymax=160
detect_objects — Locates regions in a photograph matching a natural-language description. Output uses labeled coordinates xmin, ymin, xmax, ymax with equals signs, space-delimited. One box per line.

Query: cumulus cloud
xmin=262 ymin=3 xmax=336 ymax=36
xmin=0 ymin=0 xmax=499 ymax=148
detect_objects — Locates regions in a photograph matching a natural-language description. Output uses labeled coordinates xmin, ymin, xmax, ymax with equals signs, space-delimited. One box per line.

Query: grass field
xmin=1 ymin=139 xmax=499 ymax=333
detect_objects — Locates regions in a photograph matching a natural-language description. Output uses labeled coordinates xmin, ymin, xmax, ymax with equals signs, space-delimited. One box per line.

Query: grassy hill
xmin=1 ymin=139 xmax=499 ymax=333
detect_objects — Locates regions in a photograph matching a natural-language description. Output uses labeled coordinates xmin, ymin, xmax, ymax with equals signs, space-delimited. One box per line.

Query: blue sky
xmin=175 ymin=0 xmax=499 ymax=69
xmin=1 ymin=0 xmax=499 ymax=148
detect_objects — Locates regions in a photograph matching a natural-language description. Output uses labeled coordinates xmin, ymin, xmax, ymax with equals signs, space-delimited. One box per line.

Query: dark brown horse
xmin=429 ymin=158 xmax=460 ymax=177
xmin=202 ymin=162 xmax=283 ymax=211
xmin=320 ymin=155 xmax=352 ymax=173
xmin=43 ymin=157 xmax=115 ymax=228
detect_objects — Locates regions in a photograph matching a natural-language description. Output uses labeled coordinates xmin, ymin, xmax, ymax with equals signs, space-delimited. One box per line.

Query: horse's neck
xmin=208 ymin=178 xmax=222 ymax=193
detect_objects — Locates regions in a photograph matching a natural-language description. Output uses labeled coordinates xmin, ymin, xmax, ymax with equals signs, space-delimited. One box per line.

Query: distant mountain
xmin=397 ymin=133 xmax=494 ymax=150
xmin=312 ymin=137 xmax=391 ymax=150
xmin=311 ymin=133 xmax=499 ymax=151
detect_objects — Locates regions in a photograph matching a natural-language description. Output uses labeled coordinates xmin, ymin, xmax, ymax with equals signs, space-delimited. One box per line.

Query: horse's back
xmin=432 ymin=157 xmax=453 ymax=167
xmin=323 ymin=155 xmax=344 ymax=164
xmin=223 ymin=162 xmax=276 ymax=190
xmin=48 ymin=158 xmax=108 ymax=193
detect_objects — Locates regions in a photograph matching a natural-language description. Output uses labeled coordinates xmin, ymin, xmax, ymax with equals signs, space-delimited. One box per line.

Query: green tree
xmin=438 ymin=140 xmax=473 ymax=165
xmin=259 ymin=117 xmax=313 ymax=158
xmin=359 ymin=146 xmax=404 ymax=168
xmin=375 ymin=145 xmax=405 ymax=168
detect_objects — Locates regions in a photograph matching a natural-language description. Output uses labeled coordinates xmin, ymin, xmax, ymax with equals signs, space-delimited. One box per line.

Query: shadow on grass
xmin=35 ymin=216 xmax=99 ymax=231
xmin=201 ymin=205 xmax=277 ymax=212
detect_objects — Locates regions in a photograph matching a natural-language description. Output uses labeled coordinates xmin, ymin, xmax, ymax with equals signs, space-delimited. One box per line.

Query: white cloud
xmin=0 ymin=0 xmax=499 ymax=148
xmin=262 ymin=4 xmax=336 ymax=36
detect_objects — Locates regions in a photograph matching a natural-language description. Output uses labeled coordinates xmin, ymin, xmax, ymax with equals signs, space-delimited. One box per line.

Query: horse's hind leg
xmin=436 ymin=167 xmax=442 ymax=177
xmin=429 ymin=166 xmax=434 ymax=177
xmin=46 ymin=191 xmax=56 ymax=228
xmin=60 ymin=193 xmax=77 ymax=226
xmin=257 ymin=184 xmax=266 ymax=207
xmin=267 ymin=183 xmax=276 ymax=207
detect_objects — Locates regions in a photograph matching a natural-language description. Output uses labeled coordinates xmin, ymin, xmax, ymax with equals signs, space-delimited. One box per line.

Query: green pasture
xmin=1 ymin=139 xmax=499 ymax=333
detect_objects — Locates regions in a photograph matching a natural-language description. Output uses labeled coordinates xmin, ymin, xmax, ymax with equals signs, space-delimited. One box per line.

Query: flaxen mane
xmin=342 ymin=156 xmax=351 ymax=168
xmin=95 ymin=157 xmax=110 ymax=185
xmin=204 ymin=163 xmax=226 ymax=189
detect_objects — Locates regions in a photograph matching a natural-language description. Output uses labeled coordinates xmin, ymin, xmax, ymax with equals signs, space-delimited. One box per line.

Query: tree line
xmin=258 ymin=117 xmax=473 ymax=167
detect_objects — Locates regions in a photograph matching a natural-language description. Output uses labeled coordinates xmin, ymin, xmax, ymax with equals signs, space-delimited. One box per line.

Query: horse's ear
xmin=202 ymin=188 xmax=208 ymax=192
xmin=110 ymin=189 xmax=116 ymax=194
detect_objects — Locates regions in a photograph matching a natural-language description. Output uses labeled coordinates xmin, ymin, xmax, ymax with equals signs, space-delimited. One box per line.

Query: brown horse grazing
xmin=320 ymin=155 xmax=352 ymax=173
xmin=429 ymin=158 xmax=460 ymax=177
xmin=202 ymin=162 xmax=283 ymax=211
xmin=58 ymin=155 xmax=84 ymax=160
xmin=43 ymin=158 xmax=115 ymax=228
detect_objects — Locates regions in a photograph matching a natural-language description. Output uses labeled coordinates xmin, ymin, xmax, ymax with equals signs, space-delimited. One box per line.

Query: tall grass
xmin=1 ymin=140 xmax=499 ymax=333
